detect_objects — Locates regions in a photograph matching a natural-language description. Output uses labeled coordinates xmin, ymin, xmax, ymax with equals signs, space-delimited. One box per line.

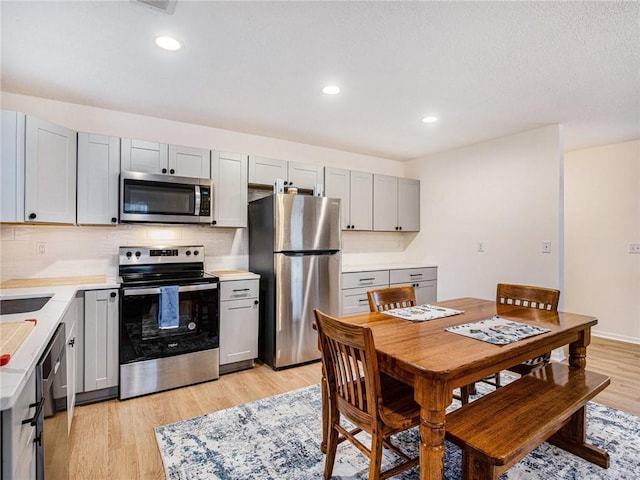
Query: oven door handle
xmin=122 ymin=283 xmax=218 ymax=296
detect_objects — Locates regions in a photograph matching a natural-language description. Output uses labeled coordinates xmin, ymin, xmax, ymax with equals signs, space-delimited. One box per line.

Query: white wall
xmin=403 ymin=125 xmax=563 ymax=301
xmin=564 ymin=140 xmax=640 ymax=344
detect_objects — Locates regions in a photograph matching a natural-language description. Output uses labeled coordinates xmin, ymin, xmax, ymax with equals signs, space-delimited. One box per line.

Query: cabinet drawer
xmin=389 ymin=267 xmax=437 ymax=284
xmin=220 ymin=279 xmax=259 ymax=301
xmin=342 ymin=270 xmax=389 ymax=290
xmin=341 ymin=286 xmax=373 ymax=315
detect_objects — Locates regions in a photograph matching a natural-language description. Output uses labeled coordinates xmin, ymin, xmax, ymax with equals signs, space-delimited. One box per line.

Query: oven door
xmin=119 ymin=283 xmax=219 ymax=365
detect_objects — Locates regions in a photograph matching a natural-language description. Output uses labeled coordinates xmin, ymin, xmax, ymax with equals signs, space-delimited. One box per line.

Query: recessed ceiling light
xmin=422 ymin=116 xmax=438 ymax=123
xmin=322 ymin=85 xmax=340 ymax=95
xmin=155 ymin=36 xmax=182 ymax=51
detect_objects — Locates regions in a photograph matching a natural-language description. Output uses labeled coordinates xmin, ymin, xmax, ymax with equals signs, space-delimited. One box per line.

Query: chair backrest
xmin=367 ymin=286 xmax=417 ymax=312
xmin=314 ymin=309 xmax=381 ymax=425
xmin=496 ymin=283 xmax=560 ymax=311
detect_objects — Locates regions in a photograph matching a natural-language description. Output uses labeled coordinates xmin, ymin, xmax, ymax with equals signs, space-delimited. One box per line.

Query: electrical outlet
xmin=542 ymin=241 xmax=551 ymax=254
xmin=36 ymin=242 xmax=47 ymax=255
xmin=477 ymin=241 xmax=485 ymax=253
xmin=630 ymin=243 xmax=640 ymax=254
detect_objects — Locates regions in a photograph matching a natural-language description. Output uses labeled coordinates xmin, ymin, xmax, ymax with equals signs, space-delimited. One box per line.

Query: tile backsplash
xmin=0 ymin=224 xmax=411 ymax=281
xmin=0 ymin=224 xmax=248 ymax=281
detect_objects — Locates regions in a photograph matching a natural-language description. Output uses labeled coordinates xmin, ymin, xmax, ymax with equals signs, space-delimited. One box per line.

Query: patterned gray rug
xmin=155 ymin=379 xmax=640 ymax=479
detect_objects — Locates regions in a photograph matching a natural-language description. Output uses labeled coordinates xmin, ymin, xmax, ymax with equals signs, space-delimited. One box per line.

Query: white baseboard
xmin=592 ymin=330 xmax=640 ymax=345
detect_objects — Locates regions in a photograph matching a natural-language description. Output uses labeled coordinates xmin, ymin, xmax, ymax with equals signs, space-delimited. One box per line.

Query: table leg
xmin=415 ymin=376 xmax=451 ymax=480
xmin=551 ymin=328 xmax=610 ymax=467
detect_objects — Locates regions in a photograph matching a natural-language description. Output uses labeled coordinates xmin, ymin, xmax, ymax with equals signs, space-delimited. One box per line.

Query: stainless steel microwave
xmin=120 ymin=171 xmax=213 ymax=224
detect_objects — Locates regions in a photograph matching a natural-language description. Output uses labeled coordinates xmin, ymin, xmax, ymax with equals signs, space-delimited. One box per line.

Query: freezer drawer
xmin=273 ymin=252 xmax=341 ymax=368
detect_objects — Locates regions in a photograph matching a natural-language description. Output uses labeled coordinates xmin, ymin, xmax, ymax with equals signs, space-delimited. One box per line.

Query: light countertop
xmin=342 ymin=264 xmax=437 ymax=273
xmin=0 ymin=277 xmax=119 ymax=410
xmin=211 ymin=270 xmax=260 ymax=281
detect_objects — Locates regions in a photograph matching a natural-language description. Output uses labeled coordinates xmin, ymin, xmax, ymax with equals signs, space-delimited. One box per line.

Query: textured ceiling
xmin=1 ymin=1 xmax=639 ymax=161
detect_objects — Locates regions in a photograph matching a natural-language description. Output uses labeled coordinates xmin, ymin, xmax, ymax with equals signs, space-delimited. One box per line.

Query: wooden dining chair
xmin=314 ymin=309 xmax=420 ymax=480
xmin=367 ymin=286 xmax=472 ymax=404
xmin=367 ymin=285 xmax=417 ymax=312
xmin=477 ymin=283 xmax=561 ymax=392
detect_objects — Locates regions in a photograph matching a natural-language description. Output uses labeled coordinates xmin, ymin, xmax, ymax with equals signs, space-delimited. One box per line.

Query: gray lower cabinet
xmin=219 ymin=277 xmax=259 ymax=374
xmin=389 ymin=267 xmax=437 ymax=305
xmin=1 ymin=368 xmax=37 ymax=480
xmin=341 ymin=267 xmax=437 ymax=315
xmin=341 ymin=270 xmax=389 ymax=316
xmin=78 ymin=289 xmax=119 ymax=403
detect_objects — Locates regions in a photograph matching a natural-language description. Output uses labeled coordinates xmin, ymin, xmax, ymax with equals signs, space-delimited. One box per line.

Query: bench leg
xmin=463 ymin=450 xmax=499 ymax=480
xmin=548 ymin=406 xmax=610 ymax=468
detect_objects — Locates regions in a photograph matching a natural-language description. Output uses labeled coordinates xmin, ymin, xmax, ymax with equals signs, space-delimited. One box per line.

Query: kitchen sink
xmin=0 ymin=296 xmax=53 ymax=315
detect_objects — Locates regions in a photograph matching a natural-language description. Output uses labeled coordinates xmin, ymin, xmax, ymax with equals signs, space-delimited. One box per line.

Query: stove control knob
xmin=126 ymin=251 xmax=132 ymax=258
xmin=186 ymin=250 xmax=192 ymax=256
xmin=193 ymin=250 xmax=199 ymax=256
xmin=135 ymin=251 xmax=141 ymax=258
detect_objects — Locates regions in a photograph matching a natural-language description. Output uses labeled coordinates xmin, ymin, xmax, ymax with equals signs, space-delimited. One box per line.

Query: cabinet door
xmin=397 ymin=177 xmax=420 ymax=232
xmin=121 ymin=138 xmax=168 ymax=174
xmin=65 ymin=308 xmax=78 ymax=433
xmin=25 ymin=115 xmax=77 ymax=224
xmin=392 ymin=280 xmax=437 ymax=305
xmin=84 ymin=289 xmax=119 ymax=391
xmin=77 ymin=133 xmax=120 ymax=225
xmin=349 ymin=171 xmax=373 ymax=231
xmin=219 ymin=298 xmax=259 ymax=365
xmin=288 ymin=162 xmax=323 ymax=190
xmin=1 ymin=110 xmax=25 ymax=223
xmin=248 ymin=155 xmax=288 ymax=186
xmin=212 ymin=151 xmax=248 ymax=227
xmin=169 ymin=144 xmax=211 ymax=178
xmin=324 ymin=167 xmax=350 ymax=229
xmin=372 ymin=174 xmax=398 ymax=231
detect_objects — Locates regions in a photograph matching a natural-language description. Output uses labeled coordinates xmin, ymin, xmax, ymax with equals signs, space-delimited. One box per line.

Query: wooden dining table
xmin=338 ymin=297 xmax=603 ymax=480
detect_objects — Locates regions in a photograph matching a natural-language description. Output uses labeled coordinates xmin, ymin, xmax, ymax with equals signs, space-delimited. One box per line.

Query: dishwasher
xmin=35 ymin=323 xmax=69 ymax=480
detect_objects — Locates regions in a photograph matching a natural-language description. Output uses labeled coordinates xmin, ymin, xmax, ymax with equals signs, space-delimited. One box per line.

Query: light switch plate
xmin=630 ymin=243 xmax=640 ymax=254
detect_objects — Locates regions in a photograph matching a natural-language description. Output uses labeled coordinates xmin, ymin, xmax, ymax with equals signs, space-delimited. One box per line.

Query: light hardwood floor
xmin=69 ymin=336 xmax=639 ymax=479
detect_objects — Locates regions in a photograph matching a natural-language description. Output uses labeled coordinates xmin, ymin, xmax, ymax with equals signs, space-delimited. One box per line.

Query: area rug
xmin=155 ymin=379 xmax=640 ymax=479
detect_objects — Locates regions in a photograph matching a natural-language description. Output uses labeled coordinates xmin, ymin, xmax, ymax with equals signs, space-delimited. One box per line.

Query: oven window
xmin=120 ymin=288 xmax=219 ymax=364
xmin=123 ymin=179 xmax=195 ymax=215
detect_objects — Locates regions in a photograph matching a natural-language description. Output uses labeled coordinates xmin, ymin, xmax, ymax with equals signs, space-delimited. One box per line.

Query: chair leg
xmin=459 ymin=385 xmax=470 ymax=405
xmin=323 ymin=423 xmax=339 ymax=480
xmin=494 ymin=372 xmax=501 ymax=388
xmin=369 ymin=429 xmax=384 ymax=480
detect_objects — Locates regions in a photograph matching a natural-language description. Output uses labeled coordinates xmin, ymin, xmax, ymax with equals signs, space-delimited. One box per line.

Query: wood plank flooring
xmin=69 ymin=336 xmax=639 ymax=479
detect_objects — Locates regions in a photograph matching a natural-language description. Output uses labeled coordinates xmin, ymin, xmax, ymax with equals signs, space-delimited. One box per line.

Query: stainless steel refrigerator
xmin=248 ymin=194 xmax=341 ymax=369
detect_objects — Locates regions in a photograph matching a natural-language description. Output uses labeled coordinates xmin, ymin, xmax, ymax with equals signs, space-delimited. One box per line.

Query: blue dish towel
xmin=158 ymin=286 xmax=180 ymax=329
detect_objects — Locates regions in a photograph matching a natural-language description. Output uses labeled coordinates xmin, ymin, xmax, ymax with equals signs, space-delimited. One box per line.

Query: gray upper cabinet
xmin=287 ymin=162 xmax=323 ymax=190
xmin=169 ymin=144 xmax=211 ymax=178
xmin=373 ymin=174 xmax=420 ymax=232
xmin=324 ymin=167 xmax=372 ymax=230
xmin=397 ymin=177 xmax=420 ymax=232
xmin=120 ymin=138 xmax=168 ymax=173
xmin=121 ymin=139 xmax=210 ymax=178
xmin=1 ymin=110 xmax=25 ymax=223
xmin=248 ymin=155 xmax=323 ymax=190
xmin=25 ymin=115 xmax=77 ymax=224
xmin=211 ymin=151 xmax=248 ymax=227
xmin=77 ymin=133 xmax=120 ymax=225
xmin=248 ymin=155 xmax=288 ymax=186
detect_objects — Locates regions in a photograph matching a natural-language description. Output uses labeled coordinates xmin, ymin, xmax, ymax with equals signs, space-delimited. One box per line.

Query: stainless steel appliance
xmin=35 ymin=323 xmax=69 ymax=480
xmin=120 ymin=171 xmax=213 ymax=224
xmin=118 ymin=246 xmax=219 ymax=400
xmin=248 ymin=194 xmax=341 ymax=369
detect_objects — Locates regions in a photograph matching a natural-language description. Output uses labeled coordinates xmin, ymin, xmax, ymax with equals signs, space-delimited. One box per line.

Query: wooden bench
xmin=445 ymin=362 xmax=611 ymax=480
